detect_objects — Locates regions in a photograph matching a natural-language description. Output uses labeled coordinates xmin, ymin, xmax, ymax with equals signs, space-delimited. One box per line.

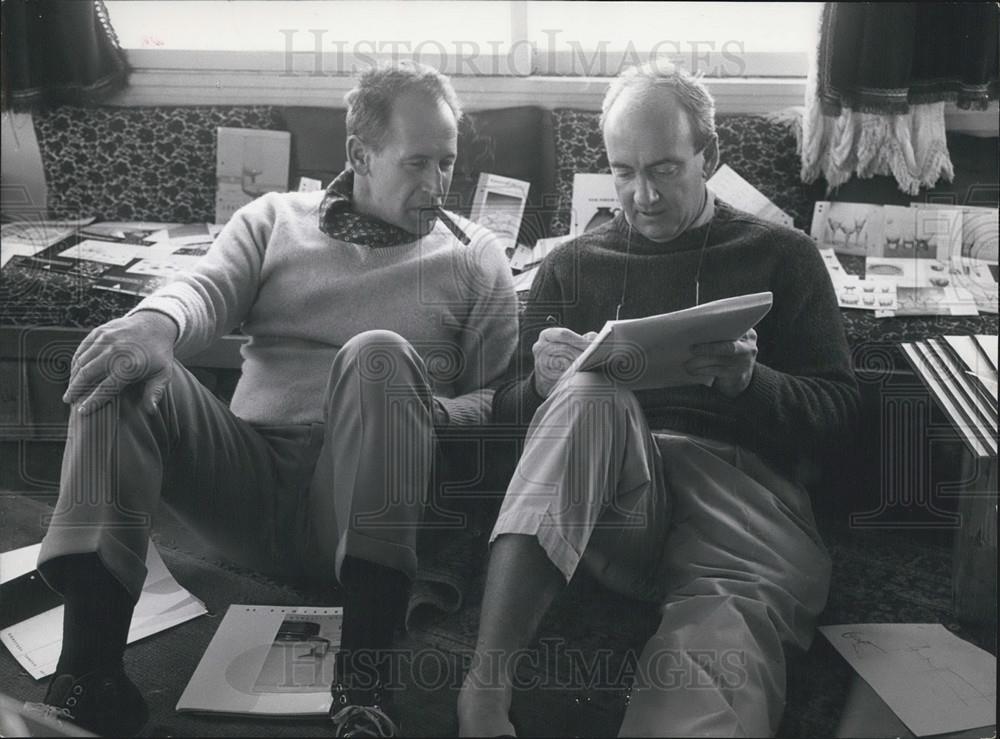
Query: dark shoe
xmin=24 ymin=668 xmax=148 ymax=736
xmin=329 ymin=681 xmax=399 ymax=737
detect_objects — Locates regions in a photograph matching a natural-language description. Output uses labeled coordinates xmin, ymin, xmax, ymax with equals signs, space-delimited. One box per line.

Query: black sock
xmin=53 ymin=553 xmax=137 ymax=677
xmin=336 ymin=556 xmax=410 ymax=703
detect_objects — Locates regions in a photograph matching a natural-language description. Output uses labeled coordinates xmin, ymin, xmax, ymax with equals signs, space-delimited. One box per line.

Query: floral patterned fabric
xmin=22 ymin=104 xmax=997 ymax=344
xmin=33 ymin=105 xmax=284 ymax=222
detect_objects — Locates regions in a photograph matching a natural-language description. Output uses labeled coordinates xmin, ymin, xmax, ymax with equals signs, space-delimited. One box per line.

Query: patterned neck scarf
xmin=318 ymin=169 xmax=419 ymax=248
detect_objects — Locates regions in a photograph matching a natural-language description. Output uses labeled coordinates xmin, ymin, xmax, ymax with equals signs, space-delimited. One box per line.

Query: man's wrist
xmin=432 ymin=397 xmax=450 ymax=426
xmin=530 ymin=371 xmax=549 ymax=400
xmin=131 ymin=309 xmax=180 ymax=345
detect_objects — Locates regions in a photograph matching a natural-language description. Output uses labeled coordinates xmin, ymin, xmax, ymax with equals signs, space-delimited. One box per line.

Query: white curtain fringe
xmin=800 ymin=49 xmax=955 ymax=196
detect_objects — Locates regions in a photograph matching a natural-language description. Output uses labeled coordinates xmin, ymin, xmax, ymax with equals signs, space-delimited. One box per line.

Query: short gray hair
xmin=600 ymin=61 xmax=716 ymax=152
xmin=345 ymin=61 xmax=462 ymax=151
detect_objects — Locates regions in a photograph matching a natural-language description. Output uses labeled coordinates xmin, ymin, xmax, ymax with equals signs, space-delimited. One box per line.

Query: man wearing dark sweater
xmin=458 ymin=63 xmax=860 ymax=737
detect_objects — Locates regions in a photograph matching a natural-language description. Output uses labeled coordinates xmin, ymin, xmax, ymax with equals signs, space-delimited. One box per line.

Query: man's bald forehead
xmin=604 ymin=82 xmax=686 ymax=125
xmin=602 ymin=83 xmax=695 ymax=145
xmin=601 ymin=65 xmax=717 ymax=154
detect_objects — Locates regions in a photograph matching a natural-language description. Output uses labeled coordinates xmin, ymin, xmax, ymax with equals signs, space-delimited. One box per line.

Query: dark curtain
xmin=1 ymin=0 xmax=130 ymax=112
xmin=817 ymin=2 xmax=999 ymax=115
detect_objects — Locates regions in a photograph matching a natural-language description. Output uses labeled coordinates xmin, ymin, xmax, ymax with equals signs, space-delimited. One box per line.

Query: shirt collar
xmin=692 ymin=186 xmax=716 ymax=229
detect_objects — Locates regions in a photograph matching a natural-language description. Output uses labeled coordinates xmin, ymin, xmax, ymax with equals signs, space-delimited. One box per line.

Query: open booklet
xmin=568 ymin=292 xmax=773 ymax=391
xmin=176 ymin=605 xmax=342 ymax=716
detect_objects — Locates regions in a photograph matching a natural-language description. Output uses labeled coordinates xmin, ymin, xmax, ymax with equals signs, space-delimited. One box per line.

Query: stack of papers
xmin=0 ymin=218 xmax=95 ymax=268
xmin=0 ymin=543 xmax=207 ymax=680
xmin=45 ymin=222 xmax=223 ymax=297
xmin=900 ymin=334 xmax=998 ymax=459
xmin=810 ymin=201 xmax=998 ymax=316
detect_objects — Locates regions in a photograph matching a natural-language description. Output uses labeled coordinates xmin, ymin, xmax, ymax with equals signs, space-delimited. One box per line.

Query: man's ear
xmin=345 ymin=135 xmax=369 ymax=175
xmin=701 ymin=133 xmax=720 ymax=180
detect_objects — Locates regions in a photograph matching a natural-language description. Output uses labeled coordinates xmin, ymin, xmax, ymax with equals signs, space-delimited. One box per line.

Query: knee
xmin=342 ymin=329 xmax=411 ymax=355
xmin=66 ymin=382 xmax=146 ymax=432
xmin=548 ymin=370 xmax=634 ymax=409
xmin=333 ymin=330 xmax=417 ymax=377
xmin=327 ymin=331 xmax=435 ymax=408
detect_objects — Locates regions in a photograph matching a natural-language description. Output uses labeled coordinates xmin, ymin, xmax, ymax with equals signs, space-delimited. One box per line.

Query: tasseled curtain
xmin=1 ymin=0 xmax=130 ymax=112
xmin=800 ymin=2 xmax=999 ymax=195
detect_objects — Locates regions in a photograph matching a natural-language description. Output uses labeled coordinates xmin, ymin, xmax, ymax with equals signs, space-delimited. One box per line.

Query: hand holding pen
xmin=532 ymin=314 xmax=599 ymax=398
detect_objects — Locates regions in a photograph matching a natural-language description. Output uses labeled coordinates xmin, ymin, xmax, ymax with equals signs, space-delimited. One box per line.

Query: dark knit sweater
xmin=492 ymin=201 xmax=861 ymax=479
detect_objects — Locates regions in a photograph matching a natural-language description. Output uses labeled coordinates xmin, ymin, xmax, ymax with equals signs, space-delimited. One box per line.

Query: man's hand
xmin=63 ymin=311 xmax=179 ymax=416
xmin=532 ymin=328 xmax=597 ymax=398
xmin=686 ymin=329 xmax=758 ymax=398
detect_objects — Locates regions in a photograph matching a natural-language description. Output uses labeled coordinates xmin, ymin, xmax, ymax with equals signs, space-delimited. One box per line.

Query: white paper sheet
xmin=57 ymin=239 xmax=176 ymax=266
xmin=811 ymin=201 xmax=884 ymax=256
xmin=0 ymin=544 xmax=207 ymax=679
xmin=127 ymin=256 xmax=204 ymax=276
xmin=708 ymin=165 xmax=794 ymax=229
xmin=911 ymin=203 xmax=999 ymax=264
xmin=1 ymin=218 xmax=94 ymax=248
xmin=469 ymin=173 xmax=531 ymax=252
xmin=975 ymin=334 xmax=998 ymax=371
xmin=1 ymin=218 xmax=96 ymax=268
xmin=177 ymin=605 xmax=342 ymax=716
xmin=215 ymin=128 xmax=291 ymax=224
xmin=79 ymin=222 xmax=183 ymax=240
xmin=834 ymin=274 xmax=898 ymax=312
xmin=1 ymin=243 xmax=47 ymax=269
xmin=570 ymin=173 xmax=620 ymax=236
xmin=0 ymin=543 xmax=42 ymax=584
xmin=571 ymin=291 xmax=773 ymax=390
xmin=512 ymin=265 xmax=540 ymax=292
xmin=509 ymin=234 xmax=573 ymax=271
xmin=945 ymin=335 xmax=999 ymax=387
xmin=820 ymin=624 xmax=996 ymax=737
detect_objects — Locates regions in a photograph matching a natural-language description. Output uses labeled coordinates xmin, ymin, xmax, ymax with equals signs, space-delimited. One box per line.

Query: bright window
xmin=104 ymin=0 xmax=819 ymax=77
xmin=529 ymin=2 xmax=821 ymax=76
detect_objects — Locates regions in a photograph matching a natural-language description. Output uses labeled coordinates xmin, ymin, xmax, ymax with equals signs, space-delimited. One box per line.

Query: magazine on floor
xmin=176 ymin=605 xmax=343 ymax=716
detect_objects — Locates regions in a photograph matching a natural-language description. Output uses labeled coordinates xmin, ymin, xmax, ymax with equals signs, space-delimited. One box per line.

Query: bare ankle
xmin=457 ymin=677 xmax=515 ymax=737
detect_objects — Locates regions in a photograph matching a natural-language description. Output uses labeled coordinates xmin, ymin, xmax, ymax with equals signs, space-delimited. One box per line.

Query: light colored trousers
xmin=491 ymin=372 xmax=832 ymax=737
xmin=39 ymin=330 xmax=440 ymax=600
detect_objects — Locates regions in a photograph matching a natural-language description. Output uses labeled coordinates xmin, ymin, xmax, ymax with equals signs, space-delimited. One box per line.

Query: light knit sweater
xmin=129 ymin=191 xmax=519 ymax=426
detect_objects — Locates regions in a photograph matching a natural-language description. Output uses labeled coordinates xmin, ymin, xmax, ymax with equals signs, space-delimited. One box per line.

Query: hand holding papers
xmin=566 ymin=292 xmax=773 ymax=391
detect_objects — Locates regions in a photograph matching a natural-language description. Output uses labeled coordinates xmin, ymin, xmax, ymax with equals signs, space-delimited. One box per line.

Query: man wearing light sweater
xmin=31 ymin=63 xmax=517 ymax=736
xmin=458 ymin=63 xmax=860 ymax=737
